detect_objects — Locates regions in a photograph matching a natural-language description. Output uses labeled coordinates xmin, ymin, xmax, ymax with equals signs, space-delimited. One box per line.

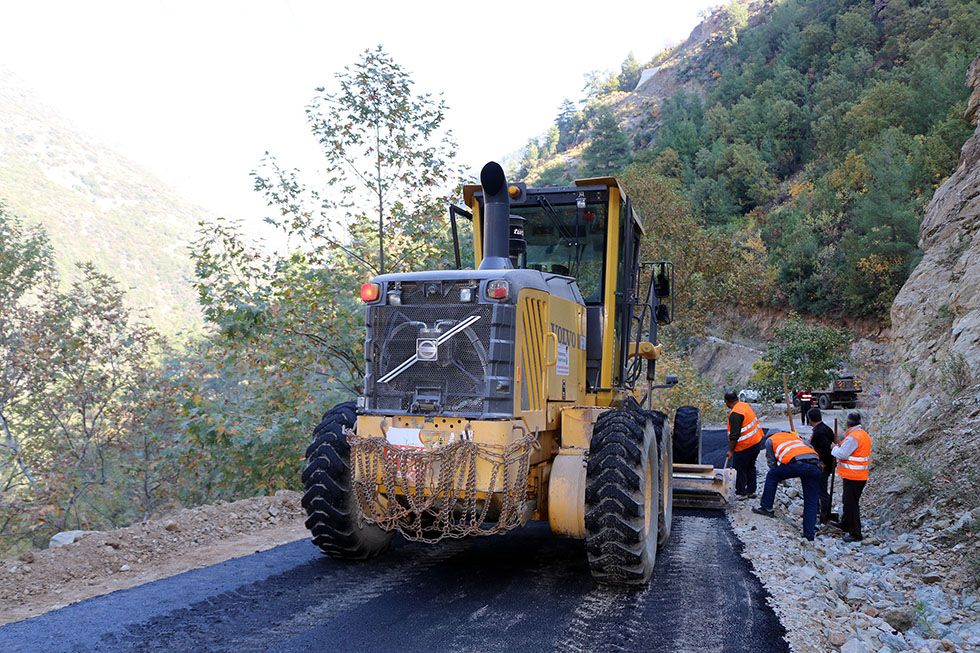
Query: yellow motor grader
xmin=301 ymin=162 xmax=733 ymax=585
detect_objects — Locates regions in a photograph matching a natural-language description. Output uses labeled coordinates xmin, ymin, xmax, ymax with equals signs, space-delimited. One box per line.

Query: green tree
xmin=190 ymin=48 xmax=461 ymax=496
xmin=0 ymin=206 xmax=177 ymax=552
xmin=842 ymin=130 xmax=920 ymax=319
xmin=519 ymin=138 xmax=540 ymax=178
xmin=258 ymin=45 xmax=459 ymax=276
xmin=619 ymin=165 xmax=773 ymax=336
xmin=619 ymin=52 xmax=642 ymax=92
xmin=581 ymin=109 xmax=632 ymax=176
xmin=544 ymin=125 xmax=560 ymax=156
xmin=750 ymin=314 xmax=851 ymax=403
xmin=556 ymin=98 xmax=580 ymax=151
xmin=720 ymin=2 xmax=749 ymax=45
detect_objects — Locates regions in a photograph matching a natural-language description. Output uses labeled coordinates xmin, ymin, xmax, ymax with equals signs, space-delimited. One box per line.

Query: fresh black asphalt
xmin=0 ymin=429 xmax=787 ymax=652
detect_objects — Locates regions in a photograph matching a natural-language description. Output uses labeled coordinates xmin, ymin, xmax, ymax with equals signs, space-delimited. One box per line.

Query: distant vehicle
xmin=738 ymin=388 xmax=760 ymax=403
xmin=792 ymin=376 xmax=861 ymax=410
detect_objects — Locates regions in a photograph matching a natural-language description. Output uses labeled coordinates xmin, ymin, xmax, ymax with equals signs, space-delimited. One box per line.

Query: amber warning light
xmin=360 ymin=282 xmax=380 ymax=302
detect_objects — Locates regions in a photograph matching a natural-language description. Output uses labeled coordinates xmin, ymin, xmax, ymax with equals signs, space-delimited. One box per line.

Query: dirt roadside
xmin=0 ymin=490 xmax=308 ymax=626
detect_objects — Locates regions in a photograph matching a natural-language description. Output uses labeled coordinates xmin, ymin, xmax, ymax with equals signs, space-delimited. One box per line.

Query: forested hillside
xmin=519 ymin=0 xmax=980 ymax=323
xmin=0 ymin=68 xmax=204 ymax=332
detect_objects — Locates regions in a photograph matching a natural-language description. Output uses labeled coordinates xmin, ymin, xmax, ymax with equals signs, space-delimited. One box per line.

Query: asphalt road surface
xmin=1 ymin=430 xmax=787 ymax=653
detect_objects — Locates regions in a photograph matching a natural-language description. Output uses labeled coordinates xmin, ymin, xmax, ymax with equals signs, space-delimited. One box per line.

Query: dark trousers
xmin=818 ymin=468 xmax=833 ymax=521
xmin=760 ymin=460 xmax=822 ymax=539
xmin=841 ymin=478 xmax=866 ymax=538
xmin=800 ymin=402 xmax=812 ymax=425
xmin=732 ymin=443 xmax=760 ymax=495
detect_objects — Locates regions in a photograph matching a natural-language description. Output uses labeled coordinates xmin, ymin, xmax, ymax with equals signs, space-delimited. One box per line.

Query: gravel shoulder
xmin=0 ymin=491 xmax=307 ymax=625
xmin=711 ymin=411 xmax=980 ymax=652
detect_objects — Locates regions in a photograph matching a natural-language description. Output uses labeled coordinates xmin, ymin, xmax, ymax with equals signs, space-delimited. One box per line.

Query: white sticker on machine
xmin=556 ymin=343 xmax=569 ymax=376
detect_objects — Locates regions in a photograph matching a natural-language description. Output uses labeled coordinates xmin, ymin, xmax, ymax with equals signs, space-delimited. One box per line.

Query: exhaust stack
xmin=478 ymin=161 xmax=513 ymax=270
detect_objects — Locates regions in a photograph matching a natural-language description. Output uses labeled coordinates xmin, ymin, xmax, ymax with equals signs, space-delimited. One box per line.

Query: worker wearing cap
xmin=723 ymin=391 xmax=764 ymax=499
xmin=799 ymin=389 xmax=813 ymax=425
xmin=830 ymin=412 xmax=871 ymax=543
xmin=752 ymin=430 xmax=822 ymax=541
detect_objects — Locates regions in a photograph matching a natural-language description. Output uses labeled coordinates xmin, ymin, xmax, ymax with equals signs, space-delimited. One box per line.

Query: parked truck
xmin=794 ymin=376 xmax=862 ymax=410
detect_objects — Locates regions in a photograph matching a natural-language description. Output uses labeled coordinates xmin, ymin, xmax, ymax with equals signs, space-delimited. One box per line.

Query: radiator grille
xmin=367 ymin=304 xmax=493 ymax=414
xmin=520 ymin=296 xmax=547 ymax=412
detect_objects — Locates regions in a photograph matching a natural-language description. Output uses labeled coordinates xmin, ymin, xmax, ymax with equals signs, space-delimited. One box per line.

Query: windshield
xmin=511 ymin=200 xmax=608 ymax=303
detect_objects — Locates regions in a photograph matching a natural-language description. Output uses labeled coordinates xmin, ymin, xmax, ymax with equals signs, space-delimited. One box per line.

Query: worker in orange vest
xmin=723 ymin=391 xmax=764 ymax=499
xmin=751 ymin=431 xmax=822 ymax=541
xmin=829 ymin=411 xmax=871 ymax=543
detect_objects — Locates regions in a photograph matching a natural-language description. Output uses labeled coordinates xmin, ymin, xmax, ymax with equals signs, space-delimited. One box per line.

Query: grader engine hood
xmin=361 ymin=269 xmax=584 ymax=419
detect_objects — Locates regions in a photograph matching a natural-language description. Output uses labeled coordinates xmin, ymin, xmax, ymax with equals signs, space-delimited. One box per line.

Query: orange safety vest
xmin=836 ymin=427 xmax=871 ymax=481
xmin=728 ymin=401 xmax=763 ymax=452
xmin=767 ymin=431 xmax=817 ymax=465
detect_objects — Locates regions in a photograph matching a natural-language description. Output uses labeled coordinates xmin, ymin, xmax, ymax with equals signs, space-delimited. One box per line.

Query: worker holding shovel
xmin=751 ymin=375 xmax=823 ymax=541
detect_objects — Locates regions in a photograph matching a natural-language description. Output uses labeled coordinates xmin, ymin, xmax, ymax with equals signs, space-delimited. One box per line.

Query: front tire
xmin=301 ymin=402 xmax=393 ymax=559
xmin=584 ymin=407 xmax=660 ymax=586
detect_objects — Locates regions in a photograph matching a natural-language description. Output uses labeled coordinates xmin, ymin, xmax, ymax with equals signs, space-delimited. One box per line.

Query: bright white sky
xmin=1 ymin=0 xmax=719 ymax=226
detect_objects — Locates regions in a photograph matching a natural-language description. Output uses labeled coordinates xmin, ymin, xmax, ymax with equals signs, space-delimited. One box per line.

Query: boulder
xmin=883 ymin=606 xmax=916 ymax=632
xmin=48 ymin=530 xmax=98 ymax=548
xmin=840 ymin=638 xmax=868 ymax=653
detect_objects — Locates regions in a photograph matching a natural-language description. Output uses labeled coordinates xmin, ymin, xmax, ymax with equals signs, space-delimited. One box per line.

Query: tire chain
xmin=347 ymin=428 xmax=537 ymax=543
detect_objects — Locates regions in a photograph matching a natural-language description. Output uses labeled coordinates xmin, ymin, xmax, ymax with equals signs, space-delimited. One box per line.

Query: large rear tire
xmin=301 ymin=402 xmax=393 ymax=559
xmin=672 ymin=405 xmax=701 ymax=465
xmin=584 ymin=407 xmax=660 ymax=586
xmin=818 ymin=394 xmax=832 ymax=410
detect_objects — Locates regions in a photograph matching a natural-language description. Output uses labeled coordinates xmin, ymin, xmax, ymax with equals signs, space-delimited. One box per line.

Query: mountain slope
xmin=0 ymin=67 xmax=205 ymax=333
xmin=521 ymin=0 xmax=980 ymax=325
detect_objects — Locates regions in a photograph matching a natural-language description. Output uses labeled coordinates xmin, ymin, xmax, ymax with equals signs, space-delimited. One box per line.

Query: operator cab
xmin=462 ymin=178 xmax=646 ymax=392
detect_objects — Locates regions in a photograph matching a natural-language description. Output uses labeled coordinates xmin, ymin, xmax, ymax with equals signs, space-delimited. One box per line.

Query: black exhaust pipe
xmin=479 ymin=161 xmax=513 ymax=270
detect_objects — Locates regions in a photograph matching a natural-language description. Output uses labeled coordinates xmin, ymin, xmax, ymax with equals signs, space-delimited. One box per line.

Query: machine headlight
xmin=459 ymin=287 xmax=475 ymax=303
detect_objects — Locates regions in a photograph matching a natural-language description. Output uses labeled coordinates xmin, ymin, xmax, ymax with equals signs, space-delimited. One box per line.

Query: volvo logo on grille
xmin=416 ymin=338 xmax=439 ymax=361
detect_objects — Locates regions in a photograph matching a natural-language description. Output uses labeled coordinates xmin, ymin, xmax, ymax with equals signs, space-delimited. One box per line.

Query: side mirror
xmin=664 ymin=375 xmax=679 ymax=386
xmin=654 ymin=263 xmax=671 ymax=299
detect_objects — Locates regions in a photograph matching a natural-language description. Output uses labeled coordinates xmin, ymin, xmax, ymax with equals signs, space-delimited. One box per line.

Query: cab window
xmin=511 ymin=202 xmax=608 ymax=304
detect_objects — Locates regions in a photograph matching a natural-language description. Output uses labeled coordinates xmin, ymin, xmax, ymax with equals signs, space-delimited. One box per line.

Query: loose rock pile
xmin=730 ymin=458 xmax=980 ymax=652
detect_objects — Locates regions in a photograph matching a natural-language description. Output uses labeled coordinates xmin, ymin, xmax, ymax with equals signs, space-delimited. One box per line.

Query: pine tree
xmin=581 ymin=110 xmax=632 ymax=176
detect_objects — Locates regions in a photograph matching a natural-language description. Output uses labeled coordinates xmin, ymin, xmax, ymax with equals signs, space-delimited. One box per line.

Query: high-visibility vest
xmin=836 ymin=427 xmax=871 ymax=481
xmin=728 ymin=401 xmax=763 ymax=452
xmin=801 ymin=392 xmax=812 ymax=402
xmin=768 ymin=431 xmax=817 ymax=465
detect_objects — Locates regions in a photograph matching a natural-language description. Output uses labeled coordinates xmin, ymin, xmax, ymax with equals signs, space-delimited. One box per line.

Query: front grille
xmin=366 ymin=304 xmax=495 ymax=415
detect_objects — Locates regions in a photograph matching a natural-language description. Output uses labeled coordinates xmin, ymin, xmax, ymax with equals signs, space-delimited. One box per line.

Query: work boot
xmin=752 ymin=506 xmax=775 ymax=518
xmin=827 ymin=520 xmax=844 ymax=530
xmin=842 ymin=533 xmax=863 ymax=543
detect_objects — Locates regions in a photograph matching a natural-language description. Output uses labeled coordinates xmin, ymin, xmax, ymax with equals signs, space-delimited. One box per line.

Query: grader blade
xmin=671 ymin=464 xmax=736 ymax=510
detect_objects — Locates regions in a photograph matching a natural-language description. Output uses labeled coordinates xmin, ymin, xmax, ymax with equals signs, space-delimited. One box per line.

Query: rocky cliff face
xmin=870 ymin=57 xmax=980 ymax=572
xmin=883 ymin=57 xmax=980 ymax=435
